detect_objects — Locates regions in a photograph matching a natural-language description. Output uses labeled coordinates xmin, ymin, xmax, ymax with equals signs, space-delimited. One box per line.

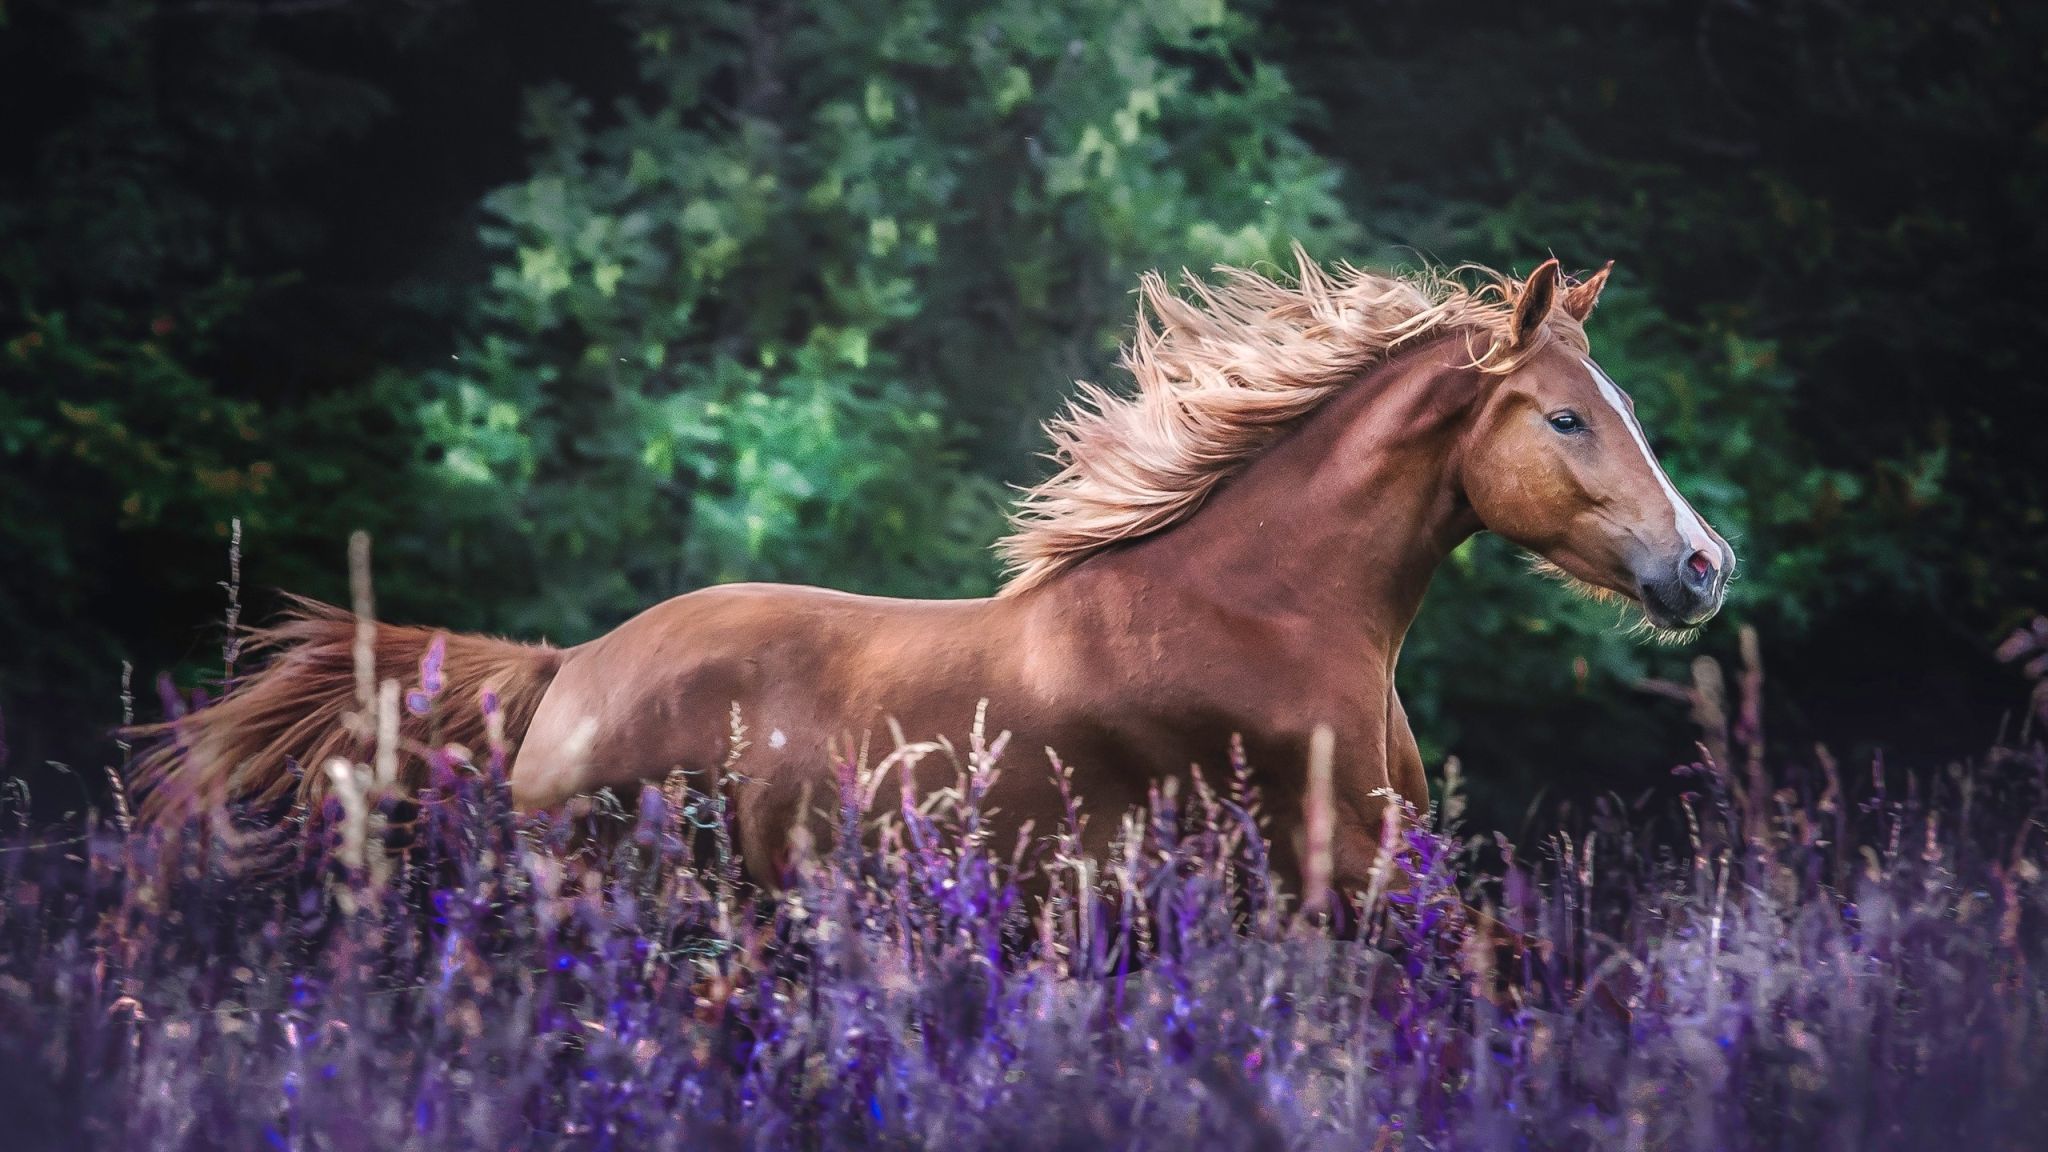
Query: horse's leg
xmin=1329 ymin=686 xmax=1602 ymax=1016
xmin=510 ymin=634 xmax=745 ymax=813
xmin=1396 ymin=691 xmax=1630 ymax=1022
xmin=1386 ymin=686 xmax=1429 ymax=813
xmin=507 ymin=647 xmax=628 ymax=812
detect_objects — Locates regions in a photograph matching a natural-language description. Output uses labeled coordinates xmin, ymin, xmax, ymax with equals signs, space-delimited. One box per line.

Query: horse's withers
xmin=134 ymin=253 xmax=1734 ymax=914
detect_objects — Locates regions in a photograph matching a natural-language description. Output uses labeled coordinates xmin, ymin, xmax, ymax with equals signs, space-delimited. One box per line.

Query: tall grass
xmin=1 ymin=631 xmax=2044 ymax=1150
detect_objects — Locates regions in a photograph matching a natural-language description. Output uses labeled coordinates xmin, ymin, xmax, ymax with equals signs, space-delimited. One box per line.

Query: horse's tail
xmin=131 ymin=595 xmax=564 ymax=826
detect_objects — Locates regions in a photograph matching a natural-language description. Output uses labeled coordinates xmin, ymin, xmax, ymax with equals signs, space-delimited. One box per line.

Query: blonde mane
xmin=997 ymin=246 xmax=1590 ymax=596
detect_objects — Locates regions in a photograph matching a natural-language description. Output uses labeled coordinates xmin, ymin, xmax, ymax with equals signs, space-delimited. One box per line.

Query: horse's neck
xmin=1081 ymin=340 xmax=1484 ymax=652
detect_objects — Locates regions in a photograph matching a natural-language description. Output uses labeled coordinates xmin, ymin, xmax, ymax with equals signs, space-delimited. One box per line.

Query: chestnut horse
xmin=137 ymin=252 xmax=1732 ymax=899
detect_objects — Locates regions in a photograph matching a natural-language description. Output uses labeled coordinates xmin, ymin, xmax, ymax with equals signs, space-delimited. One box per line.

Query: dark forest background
xmin=2 ymin=0 xmax=2042 ymax=832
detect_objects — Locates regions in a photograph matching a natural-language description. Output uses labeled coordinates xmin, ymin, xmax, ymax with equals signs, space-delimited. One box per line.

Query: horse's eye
xmin=1548 ymin=411 xmax=1584 ymax=434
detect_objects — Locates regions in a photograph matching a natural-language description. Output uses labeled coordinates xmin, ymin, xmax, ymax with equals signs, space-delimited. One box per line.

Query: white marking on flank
xmin=1583 ymin=359 xmax=1717 ymax=557
xmin=769 ymin=728 xmax=787 ymax=750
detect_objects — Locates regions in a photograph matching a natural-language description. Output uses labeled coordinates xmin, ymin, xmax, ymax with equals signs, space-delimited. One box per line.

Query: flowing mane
xmin=996 ymin=246 xmax=1591 ymax=596
xmin=134 ymin=244 xmax=1730 ymax=937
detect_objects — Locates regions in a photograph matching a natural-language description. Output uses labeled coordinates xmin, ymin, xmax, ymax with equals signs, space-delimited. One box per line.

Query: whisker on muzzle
xmin=1525 ymin=556 xmax=1702 ymax=646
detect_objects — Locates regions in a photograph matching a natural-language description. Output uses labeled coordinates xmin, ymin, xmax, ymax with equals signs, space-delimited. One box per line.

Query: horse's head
xmin=1459 ymin=260 xmax=1734 ymax=633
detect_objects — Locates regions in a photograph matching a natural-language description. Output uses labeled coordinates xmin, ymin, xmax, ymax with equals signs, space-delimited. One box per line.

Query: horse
xmin=134 ymin=250 xmax=1732 ymax=908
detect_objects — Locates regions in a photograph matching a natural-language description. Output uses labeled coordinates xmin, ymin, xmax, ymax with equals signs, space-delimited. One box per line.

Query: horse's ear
xmin=1562 ymin=260 xmax=1614 ymax=322
xmin=1509 ymin=259 xmax=1561 ymax=348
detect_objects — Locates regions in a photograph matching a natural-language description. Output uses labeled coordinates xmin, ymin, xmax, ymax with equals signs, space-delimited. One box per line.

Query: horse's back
xmin=622 ymin=580 xmax=995 ymax=635
xmin=509 ymin=581 xmax=1011 ymax=809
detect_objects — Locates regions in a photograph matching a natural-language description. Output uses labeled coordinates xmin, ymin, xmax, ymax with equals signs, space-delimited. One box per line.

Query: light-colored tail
xmin=130 ymin=596 xmax=563 ymax=825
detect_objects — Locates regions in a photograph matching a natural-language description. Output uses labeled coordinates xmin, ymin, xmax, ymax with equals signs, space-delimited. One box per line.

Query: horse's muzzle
xmin=1637 ymin=546 xmax=1729 ymax=628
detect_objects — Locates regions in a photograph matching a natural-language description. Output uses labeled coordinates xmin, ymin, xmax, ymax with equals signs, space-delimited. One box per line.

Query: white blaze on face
xmin=1582 ymin=358 xmax=1718 ymax=557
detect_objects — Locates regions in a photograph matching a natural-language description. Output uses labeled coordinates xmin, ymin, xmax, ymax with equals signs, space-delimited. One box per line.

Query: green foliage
xmin=4 ymin=0 xmax=2038 ymax=812
xmin=1273 ymin=0 xmax=2048 ymax=795
xmin=407 ymin=0 xmax=1352 ymax=636
xmin=1399 ymin=277 xmax=1864 ymax=777
xmin=0 ymin=0 xmax=407 ymax=725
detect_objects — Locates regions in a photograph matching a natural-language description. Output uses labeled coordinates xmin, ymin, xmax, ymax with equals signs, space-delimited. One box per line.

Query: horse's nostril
xmin=1683 ymin=549 xmax=1717 ymax=590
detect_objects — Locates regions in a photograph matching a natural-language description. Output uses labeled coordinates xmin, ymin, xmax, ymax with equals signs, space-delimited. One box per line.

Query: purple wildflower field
xmin=3 ymin=629 xmax=2047 ymax=1151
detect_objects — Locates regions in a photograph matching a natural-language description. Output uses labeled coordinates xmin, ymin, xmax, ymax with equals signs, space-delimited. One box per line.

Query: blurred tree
xmin=0 ymin=0 xmax=420 ymax=773
xmin=4 ymin=0 xmax=2039 ymax=831
xmin=0 ymin=0 xmax=633 ymax=780
xmin=403 ymin=0 xmax=1355 ymax=636
xmin=1276 ymin=0 xmax=2047 ymax=806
